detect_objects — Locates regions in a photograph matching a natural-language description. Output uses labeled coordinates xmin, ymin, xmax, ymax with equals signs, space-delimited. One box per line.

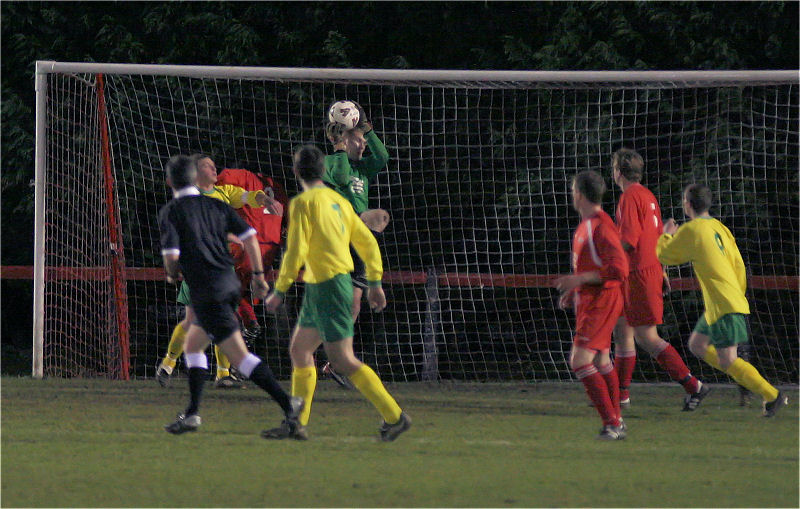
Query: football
xmin=327 ymin=100 xmax=360 ymax=129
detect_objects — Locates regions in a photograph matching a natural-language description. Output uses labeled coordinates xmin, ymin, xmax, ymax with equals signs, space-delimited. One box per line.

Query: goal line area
xmin=30 ymin=64 xmax=799 ymax=384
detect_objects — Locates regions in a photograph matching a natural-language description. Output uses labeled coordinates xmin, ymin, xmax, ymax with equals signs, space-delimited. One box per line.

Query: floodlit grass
xmin=1 ymin=377 xmax=797 ymax=507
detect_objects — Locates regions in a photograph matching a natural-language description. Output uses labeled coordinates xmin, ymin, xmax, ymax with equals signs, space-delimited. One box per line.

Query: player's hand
xmin=251 ymin=277 xmax=269 ymax=300
xmin=662 ymin=270 xmax=672 ymax=296
xmin=260 ymin=194 xmax=284 ymax=216
xmin=558 ymin=290 xmax=574 ymax=311
xmin=166 ymin=272 xmax=182 ymax=284
xmin=264 ymin=291 xmax=283 ymax=313
xmin=227 ymin=232 xmax=244 ymax=246
xmin=366 ymin=286 xmax=387 ymax=312
xmin=353 ymin=102 xmax=370 ymax=131
xmin=554 ymin=274 xmax=583 ymax=294
xmin=360 ymin=208 xmax=390 ymax=232
xmin=663 ymin=218 xmax=679 ymax=235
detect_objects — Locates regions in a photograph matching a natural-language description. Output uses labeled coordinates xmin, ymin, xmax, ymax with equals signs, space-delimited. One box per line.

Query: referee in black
xmin=158 ymin=154 xmax=303 ymax=435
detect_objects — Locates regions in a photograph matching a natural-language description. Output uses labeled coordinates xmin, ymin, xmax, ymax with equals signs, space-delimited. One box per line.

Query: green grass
xmin=2 ymin=377 xmax=797 ymax=507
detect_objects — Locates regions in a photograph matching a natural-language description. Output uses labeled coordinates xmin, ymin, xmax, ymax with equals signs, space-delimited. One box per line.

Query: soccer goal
xmin=33 ymin=62 xmax=798 ymax=385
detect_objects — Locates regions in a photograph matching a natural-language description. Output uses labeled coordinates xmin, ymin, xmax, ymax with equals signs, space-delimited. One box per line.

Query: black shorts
xmin=191 ymin=288 xmax=241 ymax=344
xmin=350 ymin=246 xmax=368 ymax=289
xmin=350 ymin=230 xmax=382 ymax=290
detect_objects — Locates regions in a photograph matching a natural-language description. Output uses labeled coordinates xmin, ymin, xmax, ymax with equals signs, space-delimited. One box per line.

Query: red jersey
xmin=572 ymin=209 xmax=629 ymax=297
xmin=615 ymin=183 xmax=662 ymax=271
xmin=217 ymin=168 xmax=288 ymax=246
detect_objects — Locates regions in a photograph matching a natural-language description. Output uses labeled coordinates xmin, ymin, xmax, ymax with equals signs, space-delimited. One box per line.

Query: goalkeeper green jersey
xmin=274 ymin=185 xmax=383 ymax=294
xmin=323 ymin=130 xmax=389 ymax=214
xmin=656 ymin=216 xmax=750 ymax=326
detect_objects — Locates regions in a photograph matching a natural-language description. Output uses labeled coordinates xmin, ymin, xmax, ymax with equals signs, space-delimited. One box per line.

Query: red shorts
xmin=623 ymin=264 xmax=664 ymax=326
xmin=574 ymin=286 xmax=624 ymax=351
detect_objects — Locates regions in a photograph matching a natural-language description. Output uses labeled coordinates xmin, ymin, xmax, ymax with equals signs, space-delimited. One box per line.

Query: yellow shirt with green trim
xmin=656 ymin=216 xmax=749 ymax=325
xmin=201 ymin=184 xmax=265 ymax=208
xmin=275 ymin=185 xmax=382 ymax=293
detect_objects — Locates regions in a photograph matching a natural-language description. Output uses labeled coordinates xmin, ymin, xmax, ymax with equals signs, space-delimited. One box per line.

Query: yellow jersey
xmin=201 ymin=184 xmax=265 ymax=208
xmin=275 ymin=185 xmax=382 ymax=293
xmin=656 ymin=216 xmax=749 ymax=325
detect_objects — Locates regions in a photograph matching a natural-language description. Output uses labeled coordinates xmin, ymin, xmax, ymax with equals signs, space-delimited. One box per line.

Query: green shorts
xmin=177 ymin=280 xmax=191 ymax=306
xmin=693 ymin=313 xmax=749 ymax=348
xmin=297 ymin=273 xmax=354 ymax=342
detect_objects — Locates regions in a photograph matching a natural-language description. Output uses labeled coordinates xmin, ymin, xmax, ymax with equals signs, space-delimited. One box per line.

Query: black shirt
xmin=158 ymin=187 xmax=255 ymax=300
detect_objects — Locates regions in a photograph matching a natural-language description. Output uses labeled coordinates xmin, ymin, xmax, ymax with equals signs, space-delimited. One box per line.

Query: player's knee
xmin=687 ymin=335 xmax=706 ymax=359
xmin=289 ymin=344 xmax=313 ymax=366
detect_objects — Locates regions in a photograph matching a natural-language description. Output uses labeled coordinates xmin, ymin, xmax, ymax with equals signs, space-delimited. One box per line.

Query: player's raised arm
xmin=656 ymin=222 xmax=694 ymax=266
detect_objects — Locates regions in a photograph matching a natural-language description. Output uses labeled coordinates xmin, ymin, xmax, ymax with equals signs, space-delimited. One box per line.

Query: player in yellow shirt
xmin=156 ymin=153 xmax=283 ymax=388
xmin=656 ymin=184 xmax=787 ymax=416
xmin=262 ymin=144 xmax=411 ymax=441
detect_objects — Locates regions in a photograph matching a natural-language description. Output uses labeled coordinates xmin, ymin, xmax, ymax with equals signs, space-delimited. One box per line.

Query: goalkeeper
xmin=155 ymin=153 xmax=283 ymax=388
xmin=657 ymin=183 xmax=788 ymax=418
xmin=261 ymin=145 xmax=410 ymax=442
xmin=321 ymin=101 xmax=391 ymax=386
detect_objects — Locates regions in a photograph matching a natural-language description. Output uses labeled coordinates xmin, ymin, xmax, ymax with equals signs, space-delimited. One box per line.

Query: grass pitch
xmin=1 ymin=377 xmax=797 ymax=507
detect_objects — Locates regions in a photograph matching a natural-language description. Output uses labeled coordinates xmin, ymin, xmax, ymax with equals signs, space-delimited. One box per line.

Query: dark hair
xmin=684 ymin=183 xmax=712 ymax=214
xmin=189 ymin=153 xmax=211 ymax=165
xmin=612 ymin=148 xmax=644 ymax=182
xmin=165 ymin=155 xmax=197 ymax=189
xmin=573 ymin=170 xmax=607 ymax=204
xmin=293 ymin=144 xmax=326 ymax=181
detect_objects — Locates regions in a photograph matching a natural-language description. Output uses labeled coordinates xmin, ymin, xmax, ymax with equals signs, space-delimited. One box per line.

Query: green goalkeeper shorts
xmin=297 ymin=273 xmax=354 ymax=343
xmin=693 ymin=313 xmax=749 ymax=348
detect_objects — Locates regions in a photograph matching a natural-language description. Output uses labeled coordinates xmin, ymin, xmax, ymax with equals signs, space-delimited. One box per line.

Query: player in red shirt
xmin=556 ymin=170 xmax=628 ymax=440
xmin=610 ymin=149 xmax=708 ymax=410
xmin=217 ymin=168 xmax=289 ymax=340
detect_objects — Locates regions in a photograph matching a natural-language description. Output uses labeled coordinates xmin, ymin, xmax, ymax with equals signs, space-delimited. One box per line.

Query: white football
xmin=327 ymin=100 xmax=360 ymax=129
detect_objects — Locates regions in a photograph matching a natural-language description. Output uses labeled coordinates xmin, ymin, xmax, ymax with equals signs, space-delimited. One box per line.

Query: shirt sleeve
xmin=656 ymin=226 xmax=694 ymax=266
xmin=322 ymin=153 xmax=354 ymax=190
xmin=595 ymin=223 xmax=628 ymax=283
xmin=274 ymin=199 xmax=310 ymax=294
xmin=348 ymin=206 xmax=383 ymax=284
xmin=218 ymin=184 xmax=265 ymax=209
xmin=360 ymin=130 xmax=390 ymax=179
xmin=617 ymin=194 xmax=641 ymax=250
xmin=158 ymin=207 xmax=180 ymax=256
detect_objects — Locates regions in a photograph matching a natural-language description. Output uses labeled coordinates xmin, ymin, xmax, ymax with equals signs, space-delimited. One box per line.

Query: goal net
xmin=34 ymin=63 xmax=799 ymax=385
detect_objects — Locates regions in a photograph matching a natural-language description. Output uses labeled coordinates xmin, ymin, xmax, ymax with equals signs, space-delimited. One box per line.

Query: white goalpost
xmin=33 ymin=61 xmax=799 ymax=385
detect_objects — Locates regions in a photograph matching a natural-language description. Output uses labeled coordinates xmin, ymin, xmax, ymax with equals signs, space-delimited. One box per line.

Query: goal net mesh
xmin=39 ymin=68 xmax=799 ymax=384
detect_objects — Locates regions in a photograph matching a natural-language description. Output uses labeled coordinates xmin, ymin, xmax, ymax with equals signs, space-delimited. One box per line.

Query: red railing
xmin=3 ymin=265 xmax=797 ymax=291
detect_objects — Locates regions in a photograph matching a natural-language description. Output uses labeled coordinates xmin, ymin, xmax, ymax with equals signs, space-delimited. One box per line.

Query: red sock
xmin=598 ymin=363 xmax=621 ymax=421
xmin=656 ymin=344 xmax=699 ymax=394
xmin=615 ymin=349 xmax=636 ymax=401
xmin=575 ymin=364 xmax=618 ymax=427
xmin=238 ymin=298 xmax=257 ymax=325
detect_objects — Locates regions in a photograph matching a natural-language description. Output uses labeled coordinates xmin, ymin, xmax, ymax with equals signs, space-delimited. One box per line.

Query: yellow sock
xmin=215 ymin=346 xmax=230 ymax=378
xmin=348 ymin=364 xmax=402 ymax=424
xmin=291 ymin=366 xmax=317 ymax=426
xmin=702 ymin=345 xmax=723 ymax=370
xmin=725 ymin=358 xmax=779 ymax=402
xmin=162 ymin=323 xmax=187 ymax=369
